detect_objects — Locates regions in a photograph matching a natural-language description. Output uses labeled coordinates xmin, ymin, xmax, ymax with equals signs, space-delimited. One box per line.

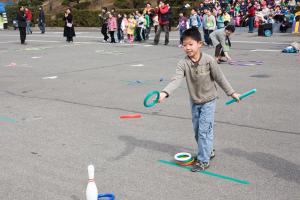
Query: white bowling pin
xmin=86 ymin=165 xmax=98 ymax=200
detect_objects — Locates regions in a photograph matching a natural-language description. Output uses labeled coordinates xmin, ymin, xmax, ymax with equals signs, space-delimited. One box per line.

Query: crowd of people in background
xmin=97 ymin=0 xmax=300 ymax=45
xmin=14 ymin=0 xmax=300 ymax=45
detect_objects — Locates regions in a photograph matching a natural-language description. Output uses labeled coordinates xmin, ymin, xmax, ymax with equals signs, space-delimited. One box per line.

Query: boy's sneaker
xmin=191 ymin=160 xmax=209 ymax=172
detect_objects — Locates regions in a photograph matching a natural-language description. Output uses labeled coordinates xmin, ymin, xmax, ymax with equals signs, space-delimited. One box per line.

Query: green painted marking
xmin=0 ymin=116 xmax=17 ymax=123
xmin=158 ymin=160 xmax=250 ymax=185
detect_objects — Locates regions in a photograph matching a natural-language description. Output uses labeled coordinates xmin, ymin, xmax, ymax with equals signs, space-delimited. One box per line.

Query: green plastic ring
xmin=144 ymin=90 xmax=160 ymax=108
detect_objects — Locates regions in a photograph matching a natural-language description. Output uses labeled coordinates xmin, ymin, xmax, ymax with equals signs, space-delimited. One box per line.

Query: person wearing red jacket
xmin=154 ymin=1 xmax=170 ymax=45
xmin=25 ymin=8 xmax=32 ymax=34
xmin=247 ymin=3 xmax=255 ymax=33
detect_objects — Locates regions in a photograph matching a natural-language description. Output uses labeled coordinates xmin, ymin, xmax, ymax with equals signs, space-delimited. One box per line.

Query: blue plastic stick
xmin=98 ymin=193 xmax=115 ymax=200
xmin=225 ymin=88 xmax=257 ymax=105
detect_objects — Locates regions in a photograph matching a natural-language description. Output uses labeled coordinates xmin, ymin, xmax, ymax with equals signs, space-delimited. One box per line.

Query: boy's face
xmin=225 ymin=30 xmax=232 ymax=36
xmin=182 ymin=37 xmax=202 ymax=58
xmin=179 ymin=13 xmax=183 ymax=17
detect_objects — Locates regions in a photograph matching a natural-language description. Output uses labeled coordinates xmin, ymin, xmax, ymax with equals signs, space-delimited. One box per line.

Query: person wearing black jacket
xmin=17 ymin=6 xmax=27 ymax=45
xmin=63 ymin=8 xmax=76 ymax=42
xmin=38 ymin=6 xmax=45 ymax=34
xmin=117 ymin=13 xmax=123 ymax=42
xmin=99 ymin=7 xmax=109 ymax=42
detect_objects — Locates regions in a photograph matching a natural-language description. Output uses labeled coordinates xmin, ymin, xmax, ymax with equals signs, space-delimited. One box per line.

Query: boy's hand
xmin=231 ymin=92 xmax=241 ymax=103
xmin=158 ymin=92 xmax=168 ymax=103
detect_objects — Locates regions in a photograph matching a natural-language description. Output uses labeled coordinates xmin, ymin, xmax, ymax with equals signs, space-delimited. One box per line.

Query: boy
xmin=204 ymin=9 xmax=216 ymax=46
xmin=209 ymin=25 xmax=235 ymax=63
xmin=159 ymin=28 xmax=240 ymax=172
xmin=189 ymin=8 xmax=201 ymax=29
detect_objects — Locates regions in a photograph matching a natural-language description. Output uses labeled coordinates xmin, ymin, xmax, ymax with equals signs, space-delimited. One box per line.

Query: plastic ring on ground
xmin=176 ymin=156 xmax=193 ymax=163
xmin=174 ymin=152 xmax=192 ymax=162
xmin=143 ymin=90 xmax=160 ymax=108
xmin=176 ymin=158 xmax=195 ymax=166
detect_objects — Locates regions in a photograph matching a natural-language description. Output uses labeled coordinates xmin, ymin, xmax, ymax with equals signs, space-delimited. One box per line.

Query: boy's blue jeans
xmin=191 ymin=99 xmax=216 ymax=163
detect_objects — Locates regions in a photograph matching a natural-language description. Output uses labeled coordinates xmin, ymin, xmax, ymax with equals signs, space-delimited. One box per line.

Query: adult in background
xmin=63 ymin=8 xmax=75 ymax=42
xmin=38 ymin=6 xmax=45 ymax=34
xmin=25 ymin=8 xmax=32 ymax=34
xmin=17 ymin=6 xmax=27 ymax=45
xmin=99 ymin=7 xmax=109 ymax=42
xmin=153 ymin=1 xmax=170 ymax=45
xmin=247 ymin=2 xmax=255 ymax=33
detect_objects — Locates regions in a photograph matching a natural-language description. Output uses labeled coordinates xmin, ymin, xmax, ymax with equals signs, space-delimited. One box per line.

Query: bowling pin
xmin=86 ymin=165 xmax=98 ymax=200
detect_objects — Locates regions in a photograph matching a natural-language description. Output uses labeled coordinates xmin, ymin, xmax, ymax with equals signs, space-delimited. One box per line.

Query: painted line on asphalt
xmin=158 ymin=160 xmax=251 ymax=185
xmin=0 ymin=116 xmax=17 ymax=123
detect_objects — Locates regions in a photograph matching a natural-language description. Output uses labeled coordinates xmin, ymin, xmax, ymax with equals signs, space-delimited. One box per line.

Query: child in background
xmin=127 ymin=14 xmax=136 ymax=43
xmin=159 ymin=27 xmax=240 ymax=172
xmin=108 ymin=13 xmax=117 ymax=43
xmin=204 ymin=9 xmax=216 ymax=46
xmin=136 ymin=11 xmax=145 ymax=42
xmin=189 ymin=8 xmax=201 ymax=29
xmin=210 ymin=25 xmax=235 ymax=63
xmin=267 ymin=14 xmax=275 ymax=24
xmin=178 ymin=12 xmax=188 ymax=47
xmin=216 ymin=9 xmax=225 ymax=29
xmin=121 ymin=14 xmax=128 ymax=43
xmin=234 ymin=12 xmax=241 ymax=27
xmin=144 ymin=11 xmax=150 ymax=40
xmin=234 ymin=3 xmax=240 ymax=17
xmin=223 ymin=10 xmax=231 ymax=26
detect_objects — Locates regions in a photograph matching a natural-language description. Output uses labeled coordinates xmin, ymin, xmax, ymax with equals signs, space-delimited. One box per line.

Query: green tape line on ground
xmin=158 ymin=160 xmax=250 ymax=185
xmin=0 ymin=116 xmax=17 ymax=123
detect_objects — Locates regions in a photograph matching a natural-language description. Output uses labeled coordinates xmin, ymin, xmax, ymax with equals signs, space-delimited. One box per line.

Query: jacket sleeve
xmin=162 ymin=61 xmax=185 ymax=96
xmin=209 ymin=59 xmax=235 ymax=96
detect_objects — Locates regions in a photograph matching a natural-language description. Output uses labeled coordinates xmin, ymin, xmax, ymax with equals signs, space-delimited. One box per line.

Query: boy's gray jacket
xmin=162 ymin=53 xmax=235 ymax=104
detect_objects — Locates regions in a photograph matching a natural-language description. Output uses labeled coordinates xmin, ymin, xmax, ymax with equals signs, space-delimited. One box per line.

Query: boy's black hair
xmin=225 ymin=25 xmax=235 ymax=33
xmin=180 ymin=27 xmax=202 ymax=43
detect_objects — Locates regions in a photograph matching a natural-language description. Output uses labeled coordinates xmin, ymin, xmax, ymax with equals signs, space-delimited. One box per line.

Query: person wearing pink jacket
xmin=108 ymin=13 xmax=117 ymax=43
